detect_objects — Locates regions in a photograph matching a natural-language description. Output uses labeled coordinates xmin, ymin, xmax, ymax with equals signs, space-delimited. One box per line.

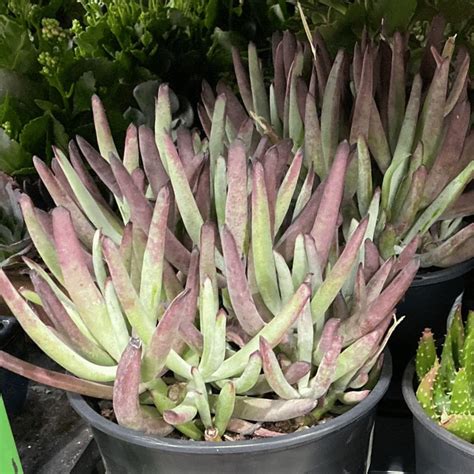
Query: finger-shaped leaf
xmin=387 ymin=33 xmax=406 ymax=151
xmin=303 ymin=335 xmax=342 ymax=399
xmin=444 ymin=53 xmax=470 ymax=116
xmin=209 ymin=281 xmax=311 ymax=381
xmin=311 ymin=141 xmax=349 ymax=269
xmin=403 ymin=161 xmax=474 ymax=245
xmin=163 ymin=392 xmax=198 ymax=425
xmin=232 ymin=351 xmax=262 ymax=394
xmin=123 ymin=124 xmax=139 ymax=173
xmin=92 ymin=95 xmax=118 ymax=160
xmin=0 ymin=350 xmax=113 ymax=399
xmin=313 ymin=318 xmax=341 ymax=365
xmin=191 ymin=367 xmax=212 ymax=428
xmin=69 ymin=141 xmax=111 ymax=210
xmin=221 ymin=226 xmax=265 ymax=336
xmin=114 ymin=338 xmax=173 ymax=435
xmin=209 ymin=94 xmax=227 ymax=177
xmin=53 ymin=208 xmax=121 ymax=360
xmin=249 ymin=42 xmax=270 ymax=124
xmin=231 ymin=396 xmax=316 ymax=422
xmin=293 ymin=167 xmax=316 ymax=221
xmin=273 ymin=250 xmax=294 ymax=305
xmin=251 ymin=161 xmax=281 ymax=315
xmin=33 ymin=157 xmax=96 ymax=246
xmin=311 ymin=218 xmax=369 ymax=330
xmin=321 ymin=50 xmax=345 ymax=169
xmin=19 ymin=194 xmax=63 ymax=283
xmin=350 ymin=47 xmax=373 ymax=145
xmin=297 ymin=303 xmax=313 ymax=390
xmin=214 ymin=381 xmax=236 ymax=437
xmin=0 ymin=269 xmax=117 ymax=381
xmin=232 ymin=47 xmax=254 ymax=113
xmin=198 ymin=278 xmax=217 ymax=378
xmin=363 ymin=239 xmax=381 ymax=280
xmin=260 ymin=337 xmax=300 ymax=399
xmin=356 ymin=137 xmax=373 ymax=217
xmin=154 ymin=84 xmax=172 ymax=171
xmin=138 ymin=125 xmax=169 ymax=197
xmin=274 ymin=149 xmax=303 ymax=235
xmin=103 ymin=279 xmax=130 ymax=354
xmin=75 ymin=136 xmax=122 ymax=198
xmin=214 ymin=156 xmax=227 ymax=229
xmin=31 ymin=271 xmax=114 ymax=366
xmin=140 ymin=186 xmax=169 ymax=322
xmin=304 ymin=92 xmax=324 ymax=177
xmin=382 ymin=75 xmax=423 ymax=211
xmin=54 ymin=148 xmax=122 ymax=243
xmin=142 ymin=289 xmax=191 ymax=380
xmin=368 ymin=102 xmax=391 ymax=173
xmin=162 ymin=133 xmax=203 ymax=245
xmin=102 ymin=237 xmax=154 ymax=344
xmin=422 ymin=101 xmax=470 ymax=206
xmin=419 ymin=57 xmax=450 ymax=168
xmin=225 ymin=139 xmax=248 ymax=256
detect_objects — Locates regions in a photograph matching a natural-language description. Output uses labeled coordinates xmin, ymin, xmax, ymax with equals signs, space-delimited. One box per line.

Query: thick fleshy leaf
xmin=251 ymin=161 xmax=281 ymax=315
xmin=221 ymin=226 xmax=265 ymax=336
xmin=140 ymin=186 xmax=169 ymax=322
xmin=0 ymin=269 xmax=117 ymax=381
xmin=53 ymin=207 xmax=121 ymax=360
xmin=311 ymin=141 xmax=349 ymax=269
xmin=113 ymin=338 xmax=173 ymax=435
xmin=92 ymin=95 xmax=117 ymax=160
xmin=209 ymin=281 xmax=310 ymax=381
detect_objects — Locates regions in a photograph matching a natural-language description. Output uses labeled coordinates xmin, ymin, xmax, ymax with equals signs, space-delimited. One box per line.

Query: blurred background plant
xmin=0 ymin=0 xmax=290 ymax=177
xmin=0 ymin=0 xmax=471 ymax=179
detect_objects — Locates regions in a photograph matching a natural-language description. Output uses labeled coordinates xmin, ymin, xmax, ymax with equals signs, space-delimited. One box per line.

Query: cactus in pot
xmin=0 ymin=87 xmax=419 ymax=440
xmin=207 ymin=22 xmax=474 ymax=269
xmin=415 ymin=303 xmax=474 ymax=443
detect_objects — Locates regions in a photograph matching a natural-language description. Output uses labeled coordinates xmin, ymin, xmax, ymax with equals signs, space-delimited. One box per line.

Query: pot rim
xmin=402 ymin=360 xmax=474 ymax=456
xmin=411 ymin=258 xmax=474 ymax=287
xmin=69 ymin=350 xmax=392 ymax=454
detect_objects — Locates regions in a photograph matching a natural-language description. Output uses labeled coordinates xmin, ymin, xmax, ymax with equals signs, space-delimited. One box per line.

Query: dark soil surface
xmin=9 ymin=344 xmax=86 ymax=473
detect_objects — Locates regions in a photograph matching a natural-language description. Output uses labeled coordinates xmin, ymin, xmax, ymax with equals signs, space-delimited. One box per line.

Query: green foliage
xmin=0 ymin=0 xmax=291 ymax=176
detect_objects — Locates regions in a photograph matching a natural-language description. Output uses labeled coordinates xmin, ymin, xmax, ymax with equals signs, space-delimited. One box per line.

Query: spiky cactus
xmin=207 ymin=23 xmax=474 ymax=268
xmin=0 ymin=87 xmax=419 ymax=440
xmin=415 ymin=305 xmax=474 ymax=443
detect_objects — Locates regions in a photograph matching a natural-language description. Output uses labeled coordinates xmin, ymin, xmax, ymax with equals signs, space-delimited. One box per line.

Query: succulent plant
xmin=0 ymin=87 xmax=419 ymax=440
xmin=415 ymin=302 xmax=474 ymax=443
xmin=208 ymin=23 xmax=474 ymax=268
xmin=0 ymin=172 xmax=31 ymax=268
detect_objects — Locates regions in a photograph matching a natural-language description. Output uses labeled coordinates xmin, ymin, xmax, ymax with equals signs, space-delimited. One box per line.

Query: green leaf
xmin=73 ymin=71 xmax=96 ymax=115
xmin=0 ymin=16 xmax=37 ymax=74
xmin=367 ymin=0 xmax=417 ymax=35
xmin=0 ymin=128 xmax=32 ymax=175
xmin=19 ymin=114 xmax=50 ymax=156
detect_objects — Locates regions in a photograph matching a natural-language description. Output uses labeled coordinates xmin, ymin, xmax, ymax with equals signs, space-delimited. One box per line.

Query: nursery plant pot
xmin=0 ymin=316 xmax=29 ymax=417
xmin=402 ymin=360 xmax=474 ymax=474
xmin=68 ymin=351 xmax=392 ymax=474
xmin=387 ymin=258 xmax=474 ymax=404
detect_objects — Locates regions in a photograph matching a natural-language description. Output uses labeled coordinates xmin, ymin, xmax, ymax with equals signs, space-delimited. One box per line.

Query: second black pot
xmin=402 ymin=360 xmax=474 ymax=473
xmin=69 ymin=352 xmax=392 ymax=474
xmin=386 ymin=258 xmax=474 ymax=406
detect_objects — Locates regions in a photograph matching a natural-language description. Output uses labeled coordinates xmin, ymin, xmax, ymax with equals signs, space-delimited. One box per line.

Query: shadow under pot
xmin=402 ymin=361 xmax=474 ymax=474
xmin=68 ymin=352 xmax=392 ymax=474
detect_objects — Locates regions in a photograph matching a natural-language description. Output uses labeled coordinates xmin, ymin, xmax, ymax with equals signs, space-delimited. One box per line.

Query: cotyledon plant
xmin=0 ymin=87 xmax=420 ymax=440
xmin=415 ymin=302 xmax=474 ymax=443
xmin=205 ymin=23 xmax=474 ymax=268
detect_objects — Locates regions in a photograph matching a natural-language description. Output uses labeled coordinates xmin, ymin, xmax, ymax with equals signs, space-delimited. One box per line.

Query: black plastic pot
xmin=0 ymin=315 xmax=29 ymax=416
xmin=69 ymin=351 xmax=392 ymax=474
xmin=402 ymin=360 xmax=474 ymax=473
xmin=386 ymin=259 xmax=474 ymax=407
